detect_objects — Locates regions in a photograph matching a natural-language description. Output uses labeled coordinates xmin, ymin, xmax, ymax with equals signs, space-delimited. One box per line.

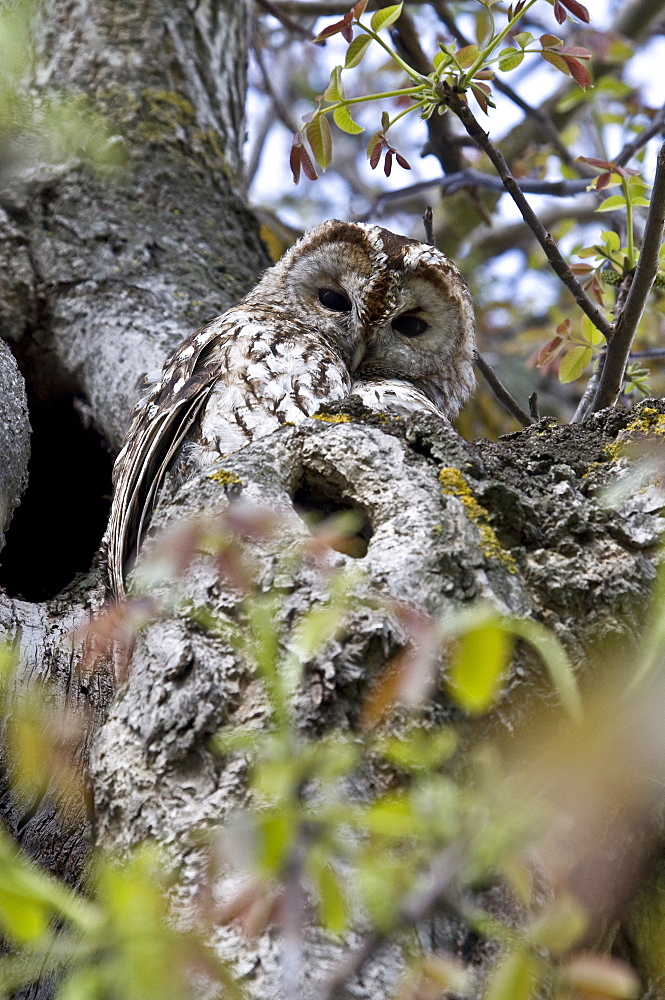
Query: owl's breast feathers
xmin=102 ymin=310 xmax=351 ymax=597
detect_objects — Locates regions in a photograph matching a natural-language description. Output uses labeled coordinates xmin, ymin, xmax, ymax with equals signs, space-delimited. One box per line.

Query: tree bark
xmin=0 ymin=0 xmax=267 ymax=899
xmin=0 ymin=2 xmax=664 ymax=998
xmin=91 ymin=398 xmax=665 ymax=998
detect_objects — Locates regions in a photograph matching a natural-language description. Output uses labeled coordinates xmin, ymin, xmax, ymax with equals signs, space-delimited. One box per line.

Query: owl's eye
xmin=393 ymin=314 xmax=428 ymax=338
xmin=318 ymin=288 xmax=352 ymax=312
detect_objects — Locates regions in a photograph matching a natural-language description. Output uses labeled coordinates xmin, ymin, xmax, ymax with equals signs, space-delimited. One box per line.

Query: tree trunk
xmin=0 ymin=3 xmax=663 ymax=998
xmin=0 ymin=0 xmax=266 ymax=889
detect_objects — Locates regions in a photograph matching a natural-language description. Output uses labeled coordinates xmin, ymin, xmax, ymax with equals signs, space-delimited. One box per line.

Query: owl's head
xmin=251 ymin=220 xmax=475 ymax=419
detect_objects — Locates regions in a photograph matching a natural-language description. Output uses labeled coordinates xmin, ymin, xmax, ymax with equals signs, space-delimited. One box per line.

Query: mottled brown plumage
xmin=103 ymin=220 xmax=475 ymax=597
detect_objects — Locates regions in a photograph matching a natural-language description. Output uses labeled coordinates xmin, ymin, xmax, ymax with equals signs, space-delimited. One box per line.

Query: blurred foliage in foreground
xmin=2 ymin=505 xmax=665 ymax=999
xmin=0 ymin=0 xmax=125 ymax=175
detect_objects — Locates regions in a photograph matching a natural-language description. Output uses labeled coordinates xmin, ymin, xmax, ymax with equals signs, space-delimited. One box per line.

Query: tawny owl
xmin=104 ymin=220 xmax=475 ymax=597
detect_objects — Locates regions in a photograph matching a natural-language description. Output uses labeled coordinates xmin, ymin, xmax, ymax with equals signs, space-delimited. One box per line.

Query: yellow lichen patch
xmin=144 ymin=88 xmax=196 ymax=122
xmin=208 ymin=469 xmax=241 ymax=487
xmin=603 ymin=407 xmax=665 ymax=463
xmin=624 ymin=406 xmax=665 ymax=437
xmin=438 ymin=467 xmax=516 ymax=573
xmin=311 ymin=413 xmax=352 ymax=424
xmin=582 ymin=460 xmax=604 ymax=479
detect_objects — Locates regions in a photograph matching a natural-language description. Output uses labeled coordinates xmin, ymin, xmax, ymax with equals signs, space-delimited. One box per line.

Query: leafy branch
xmin=290 ymin=0 xmax=592 ymax=181
xmin=441 ymin=84 xmax=614 ymax=343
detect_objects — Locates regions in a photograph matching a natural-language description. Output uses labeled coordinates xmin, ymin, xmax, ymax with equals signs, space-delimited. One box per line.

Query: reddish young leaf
xmin=585 ymin=273 xmax=606 ymax=306
xmin=312 ymin=13 xmax=353 ymax=44
xmin=352 ymin=0 xmax=368 ymax=15
xmin=368 ymin=135 xmax=384 ymax=169
xmin=553 ymin=0 xmax=566 ymax=23
xmin=300 ymin=143 xmax=318 ymax=181
xmin=540 ymin=33 xmax=563 ymax=48
xmin=289 ymin=153 xmax=301 ymax=185
xmin=470 ymin=81 xmax=494 ymax=114
xmin=563 ymin=54 xmax=592 ymax=89
xmin=558 ymin=0 xmax=590 ymax=22
xmin=515 ymin=0 xmax=526 ymax=12
xmin=395 ymin=152 xmax=411 ymax=170
xmin=562 ymin=44 xmax=592 ymax=58
xmin=341 ymin=22 xmax=353 ymax=43
xmin=595 ymin=170 xmax=612 ymax=191
xmin=577 ymin=155 xmax=614 ymax=170
xmin=533 ymin=335 xmax=565 ymax=368
xmin=384 ymin=148 xmax=393 ymax=176
xmin=290 ymin=136 xmax=302 ymax=184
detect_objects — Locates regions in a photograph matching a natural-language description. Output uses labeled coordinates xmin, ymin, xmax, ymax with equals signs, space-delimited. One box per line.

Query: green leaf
xmin=514 ymin=31 xmax=533 ymax=48
xmin=485 ymin=947 xmax=541 ymax=1000
xmin=380 ymin=727 xmax=457 ymax=773
xmin=59 ymin=967 xmax=107 ymax=1000
xmin=333 ymin=104 xmax=364 ymax=135
xmin=559 ymin=344 xmax=592 ymax=382
xmin=596 ymin=194 xmax=626 ymax=212
xmin=498 ymin=46 xmax=524 ymax=71
xmin=455 ymin=44 xmax=479 ymax=68
xmin=527 ymin=895 xmax=588 ymax=954
xmin=601 ymin=230 xmax=621 ymax=252
xmin=305 ymin=115 xmax=333 ymax=169
xmin=505 ymin=616 xmax=581 ymax=721
xmin=448 ymin=625 xmax=513 ymax=715
xmin=632 ymin=196 xmax=651 ymax=207
xmin=0 ymin=831 xmax=100 ymax=940
xmin=370 ymin=2 xmax=403 ymax=32
xmin=364 ymin=796 xmax=423 ymax=839
xmin=580 ymin=314 xmax=605 ymax=346
xmin=433 ymin=49 xmax=452 ymax=70
xmin=257 ymin=811 xmax=291 ymax=872
xmin=310 ymin=858 xmax=348 ymax=935
xmin=323 ymin=65 xmax=344 ymax=102
xmin=0 ymin=888 xmax=49 ymax=943
xmin=345 ymin=33 xmax=372 ymax=68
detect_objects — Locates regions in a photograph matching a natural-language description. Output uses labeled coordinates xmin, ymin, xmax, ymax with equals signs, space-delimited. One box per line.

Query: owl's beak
xmin=350 ymin=342 xmax=367 ymax=373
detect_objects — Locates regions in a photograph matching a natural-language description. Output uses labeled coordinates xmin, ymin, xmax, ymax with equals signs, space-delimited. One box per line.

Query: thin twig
xmin=492 ymin=77 xmax=586 ymax=170
xmin=252 ymin=41 xmax=299 ymax=133
xmin=254 ymin=0 xmax=314 ymax=37
xmin=280 ymin=824 xmax=309 ymax=1000
xmin=474 ymin=351 xmax=532 ymax=427
xmin=321 ymin=844 xmax=465 ymax=1000
xmin=442 ymin=85 xmax=614 ymax=342
xmin=528 ymin=392 xmax=540 ymax=421
xmin=422 ymin=205 xmax=434 ymax=245
xmin=629 ymin=348 xmax=665 ymax=359
xmin=360 ymin=170 xmax=591 ymax=220
xmin=590 ymin=140 xmax=665 ymax=413
xmin=274 ymin=0 xmax=426 ymax=13
xmin=615 ymin=104 xmax=665 ymax=168
xmin=571 ymin=349 xmax=605 ymax=423
xmin=245 ymin=105 xmax=276 ymax=186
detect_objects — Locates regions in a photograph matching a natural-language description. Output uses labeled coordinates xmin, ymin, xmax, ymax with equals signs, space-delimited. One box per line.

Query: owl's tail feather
xmin=102 ymin=389 xmax=212 ymax=600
